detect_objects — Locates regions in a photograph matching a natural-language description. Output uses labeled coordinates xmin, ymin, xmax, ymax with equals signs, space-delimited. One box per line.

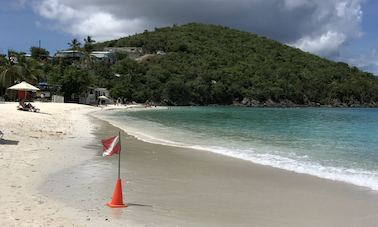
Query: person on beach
xmin=117 ymin=97 xmax=122 ymax=106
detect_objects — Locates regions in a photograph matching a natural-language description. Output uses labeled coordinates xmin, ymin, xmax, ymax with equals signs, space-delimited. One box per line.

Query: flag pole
xmin=118 ymin=131 xmax=121 ymax=179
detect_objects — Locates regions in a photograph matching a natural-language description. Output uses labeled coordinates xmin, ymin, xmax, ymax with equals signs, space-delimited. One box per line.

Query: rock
xmin=241 ymin=97 xmax=250 ymax=105
xmin=250 ymin=99 xmax=260 ymax=106
xmin=263 ymin=99 xmax=276 ymax=107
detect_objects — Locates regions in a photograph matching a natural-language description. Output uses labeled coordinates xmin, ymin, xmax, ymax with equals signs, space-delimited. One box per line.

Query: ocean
xmin=99 ymin=107 xmax=378 ymax=191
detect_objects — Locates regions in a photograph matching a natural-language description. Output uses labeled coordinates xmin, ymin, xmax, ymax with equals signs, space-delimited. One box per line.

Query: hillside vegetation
xmin=3 ymin=23 xmax=375 ymax=106
xmin=94 ymin=23 xmax=378 ymax=106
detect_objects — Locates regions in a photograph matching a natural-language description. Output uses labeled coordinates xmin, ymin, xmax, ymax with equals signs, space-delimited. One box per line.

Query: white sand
xmin=0 ymin=102 xmax=137 ymax=226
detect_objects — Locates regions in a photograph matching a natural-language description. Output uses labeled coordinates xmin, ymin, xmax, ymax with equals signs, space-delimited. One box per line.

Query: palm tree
xmin=83 ymin=36 xmax=96 ymax=53
xmin=67 ymin=38 xmax=82 ymax=50
xmin=0 ymin=52 xmax=41 ymax=95
xmin=83 ymin=36 xmax=96 ymax=66
xmin=84 ymin=36 xmax=95 ymax=45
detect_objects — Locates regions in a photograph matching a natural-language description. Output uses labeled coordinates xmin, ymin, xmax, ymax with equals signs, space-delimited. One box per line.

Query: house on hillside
xmin=9 ymin=56 xmax=18 ymax=64
xmin=90 ymin=51 xmax=115 ymax=64
xmin=54 ymin=50 xmax=84 ymax=61
xmin=104 ymin=47 xmax=143 ymax=59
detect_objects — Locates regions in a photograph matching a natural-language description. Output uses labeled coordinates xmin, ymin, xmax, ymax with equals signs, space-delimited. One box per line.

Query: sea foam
xmin=93 ymin=108 xmax=378 ymax=191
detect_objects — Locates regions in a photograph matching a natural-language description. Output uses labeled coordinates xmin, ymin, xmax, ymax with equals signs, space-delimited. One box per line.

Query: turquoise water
xmin=100 ymin=107 xmax=378 ymax=190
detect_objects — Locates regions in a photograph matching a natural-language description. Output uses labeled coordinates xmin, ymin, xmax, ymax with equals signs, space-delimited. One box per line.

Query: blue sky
xmin=1 ymin=0 xmax=377 ymax=74
xmin=0 ymin=1 xmax=72 ymax=54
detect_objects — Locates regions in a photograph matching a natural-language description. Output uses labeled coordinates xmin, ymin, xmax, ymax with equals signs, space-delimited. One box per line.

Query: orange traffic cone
xmin=107 ymin=178 xmax=127 ymax=208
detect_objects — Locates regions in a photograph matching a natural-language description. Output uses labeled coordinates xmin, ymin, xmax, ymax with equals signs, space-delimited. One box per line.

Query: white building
xmin=79 ymin=87 xmax=111 ymax=105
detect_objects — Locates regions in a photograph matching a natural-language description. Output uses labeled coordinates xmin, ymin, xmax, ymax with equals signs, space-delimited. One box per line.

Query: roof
xmin=90 ymin=51 xmax=113 ymax=59
xmin=54 ymin=50 xmax=85 ymax=58
xmin=95 ymin=88 xmax=108 ymax=91
xmin=88 ymin=87 xmax=109 ymax=91
xmin=57 ymin=50 xmax=82 ymax=53
xmin=104 ymin=47 xmax=143 ymax=53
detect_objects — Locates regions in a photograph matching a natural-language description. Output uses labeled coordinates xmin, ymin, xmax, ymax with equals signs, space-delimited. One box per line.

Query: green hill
xmin=96 ymin=23 xmax=378 ymax=106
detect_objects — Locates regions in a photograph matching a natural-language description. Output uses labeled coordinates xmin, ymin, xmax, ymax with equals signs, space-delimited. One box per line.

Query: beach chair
xmin=17 ymin=103 xmax=40 ymax=112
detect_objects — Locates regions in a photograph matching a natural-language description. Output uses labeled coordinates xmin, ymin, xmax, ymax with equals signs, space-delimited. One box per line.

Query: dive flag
xmin=102 ymin=136 xmax=120 ymax=156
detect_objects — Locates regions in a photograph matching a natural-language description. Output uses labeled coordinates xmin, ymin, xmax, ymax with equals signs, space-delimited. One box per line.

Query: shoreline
xmin=90 ymin=107 xmax=378 ymax=226
xmin=2 ymin=102 xmax=378 ymax=226
xmin=93 ymin=106 xmax=378 ymax=192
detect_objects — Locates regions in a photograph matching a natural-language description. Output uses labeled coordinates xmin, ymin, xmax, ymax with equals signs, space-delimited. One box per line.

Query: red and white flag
xmin=102 ymin=136 xmax=121 ymax=156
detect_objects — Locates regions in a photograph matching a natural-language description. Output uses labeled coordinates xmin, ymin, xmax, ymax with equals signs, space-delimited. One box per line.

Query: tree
xmin=0 ymin=52 xmax=41 ymax=95
xmin=163 ymin=79 xmax=191 ymax=105
xmin=60 ymin=65 xmax=91 ymax=101
xmin=83 ymin=36 xmax=96 ymax=53
xmin=67 ymin=38 xmax=82 ymax=50
xmin=30 ymin=46 xmax=49 ymax=60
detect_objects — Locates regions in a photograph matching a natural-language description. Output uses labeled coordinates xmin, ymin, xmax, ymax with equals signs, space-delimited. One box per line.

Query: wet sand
xmin=80 ymin=113 xmax=378 ymax=226
xmin=2 ymin=103 xmax=378 ymax=226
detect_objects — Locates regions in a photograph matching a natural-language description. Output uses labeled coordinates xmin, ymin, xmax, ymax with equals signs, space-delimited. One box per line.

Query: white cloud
xmin=70 ymin=13 xmax=145 ymax=40
xmin=32 ymin=0 xmax=147 ymax=41
xmin=36 ymin=0 xmax=76 ymax=20
xmin=30 ymin=0 xmax=364 ymax=57
xmin=289 ymin=0 xmax=363 ymax=56
xmin=346 ymin=49 xmax=378 ymax=74
xmin=291 ymin=31 xmax=347 ymax=56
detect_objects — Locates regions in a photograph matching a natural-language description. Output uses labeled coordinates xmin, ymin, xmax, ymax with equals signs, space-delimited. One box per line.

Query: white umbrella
xmin=7 ymin=81 xmax=40 ymax=91
xmin=8 ymin=81 xmax=40 ymax=103
xmin=98 ymin=95 xmax=109 ymax=100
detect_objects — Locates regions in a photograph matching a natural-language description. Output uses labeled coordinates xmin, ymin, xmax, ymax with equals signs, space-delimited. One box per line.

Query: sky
xmin=0 ymin=0 xmax=377 ymax=74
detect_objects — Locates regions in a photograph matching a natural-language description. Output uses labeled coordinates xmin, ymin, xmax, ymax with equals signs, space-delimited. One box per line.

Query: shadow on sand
xmin=0 ymin=139 xmax=19 ymax=145
xmin=109 ymin=203 xmax=153 ymax=219
xmin=33 ymin=111 xmax=50 ymax=115
xmin=19 ymin=110 xmax=50 ymax=115
xmin=126 ymin=203 xmax=153 ymax=208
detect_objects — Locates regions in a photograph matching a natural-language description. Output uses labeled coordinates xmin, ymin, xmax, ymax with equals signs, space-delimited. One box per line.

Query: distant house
xmin=54 ymin=50 xmax=84 ymax=61
xmin=104 ymin=47 xmax=143 ymax=59
xmin=79 ymin=87 xmax=110 ymax=105
xmin=90 ymin=51 xmax=114 ymax=64
xmin=9 ymin=56 xmax=18 ymax=64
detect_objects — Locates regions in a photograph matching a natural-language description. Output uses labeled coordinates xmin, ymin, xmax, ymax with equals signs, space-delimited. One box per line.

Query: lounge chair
xmin=17 ymin=103 xmax=40 ymax=112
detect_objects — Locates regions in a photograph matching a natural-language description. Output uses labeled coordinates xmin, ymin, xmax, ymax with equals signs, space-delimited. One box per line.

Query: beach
xmin=1 ymin=103 xmax=378 ymax=226
xmin=0 ymin=103 xmax=137 ymax=226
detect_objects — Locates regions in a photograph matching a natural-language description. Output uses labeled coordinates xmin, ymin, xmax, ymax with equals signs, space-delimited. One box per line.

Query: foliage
xmin=83 ymin=36 xmax=96 ymax=53
xmin=30 ymin=46 xmax=49 ymax=60
xmin=59 ymin=65 xmax=91 ymax=102
xmin=0 ymin=52 xmax=42 ymax=95
xmin=3 ymin=23 xmax=378 ymax=107
xmin=67 ymin=38 xmax=82 ymax=50
xmin=94 ymin=23 xmax=378 ymax=106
